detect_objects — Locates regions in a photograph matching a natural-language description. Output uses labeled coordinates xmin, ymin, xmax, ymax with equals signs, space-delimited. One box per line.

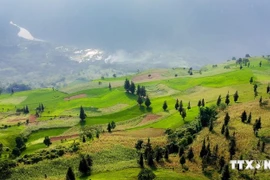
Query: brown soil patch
xmin=109 ymin=128 xmax=165 ymax=138
xmin=64 ymin=94 xmax=87 ymax=101
xmin=138 ymin=114 xmax=161 ymax=126
xmin=29 ymin=115 xmax=37 ymax=123
xmin=132 ymin=73 xmax=162 ymax=82
xmin=50 ymin=134 xmax=79 ymax=142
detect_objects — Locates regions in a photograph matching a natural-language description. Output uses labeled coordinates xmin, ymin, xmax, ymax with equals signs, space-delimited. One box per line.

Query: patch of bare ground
xmin=64 ymin=94 xmax=87 ymax=101
xmin=137 ymin=114 xmax=161 ymax=126
xmin=29 ymin=115 xmax=37 ymax=123
xmin=132 ymin=72 xmax=163 ymax=82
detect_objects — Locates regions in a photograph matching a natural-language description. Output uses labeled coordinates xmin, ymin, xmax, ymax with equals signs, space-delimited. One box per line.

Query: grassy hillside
xmin=0 ymin=57 xmax=270 ymax=179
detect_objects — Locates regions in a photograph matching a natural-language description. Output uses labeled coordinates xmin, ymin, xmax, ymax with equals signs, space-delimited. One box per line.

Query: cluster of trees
xmin=124 ymin=79 xmax=146 ymax=96
xmin=16 ymin=105 xmax=29 ymax=114
xmin=135 ymin=138 xmax=169 ymax=168
xmin=66 ymin=154 xmax=93 ymax=179
xmin=137 ymin=96 xmax=151 ymax=108
xmin=11 ymin=136 xmax=26 ymax=157
xmin=174 ymin=99 xmax=191 ymax=120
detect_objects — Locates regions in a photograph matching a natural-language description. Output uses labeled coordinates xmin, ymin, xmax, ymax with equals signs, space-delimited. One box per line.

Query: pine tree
xmin=145 ymin=96 xmax=151 ymax=108
xmin=187 ymin=101 xmax=191 ymax=110
xmin=259 ymin=96 xmax=262 ymax=105
xmin=181 ymin=108 xmax=187 ymax=120
xmin=200 ymin=139 xmax=207 ymax=158
xmin=129 ymin=81 xmax=136 ymax=94
xmin=180 ymin=155 xmax=186 ymax=167
xmin=229 ymin=138 xmax=236 ymax=159
xmin=139 ymin=153 xmax=144 ymax=168
xmin=66 ymin=167 xmax=75 ymax=180
xmin=225 ymin=127 xmax=230 ymax=139
xmin=124 ymin=78 xmax=130 ymax=92
xmin=267 ymin=84 xmax=270 ymax=93
xmin=201 ymin=98 xmax=205 ymax=107
xmin=136 ymin=85 xmax=141 ymax=96
xmin=247 ymin=112 xmax=252 ymax=123
xmin=78 ymin=157 xmax=90 ymax=175
xmin=209 ymin=119 xmax=213 ymax=132
xmin=233 ymin=91 xmax=239 ymax=102
xmin=225 ymin=95 xmax=230 ymax=106
xmin=147 ymin=152 xmax=154 ymax=166
xmin=178 ymin=100 xmax=183 ymax=114
xmin=219 ymin=156 xmax=225 ymax=172
xmin=254 ymin=84 xmax=258 ymax=93
xmin=224 ymin=112 xmax=230 ymax=126
xmin=107 ymin=123 xmax=112 ymax=133
xmin=198 ymin=100 xmax=202 ymax=107
xmin=82 ymin=136 xmax=86 ymax=143
xmin=221 ymin=164 xmax=230 ymax=180
xmin=137 ymin=96 xmax=143 ymax=107
xmin=162 ymin=101 xmax=168 ymax=111
xmin=187 ymin=147 xmax=194 ymax=161
xmin=221 ymin=124 xmax=225 ymax=134
xmin=241 ymin=111 xmax=247 ymax=123
xmin=217 ymin=95 xmax=222 ymax=106
xmin=178 ymin=146 xmax=185 ymax=157
xmin=175 ymin=99 xmax=179 ymax=110
xmin=79 ymin=106 xmax=86 ymax=121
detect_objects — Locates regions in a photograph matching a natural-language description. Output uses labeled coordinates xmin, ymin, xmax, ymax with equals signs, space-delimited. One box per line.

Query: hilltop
xmin=0 ymin=56 xmax=270 ymax=180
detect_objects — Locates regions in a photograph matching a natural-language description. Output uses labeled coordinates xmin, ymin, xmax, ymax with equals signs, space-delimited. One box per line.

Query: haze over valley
xmin=1 ymin=0 xmax=270 ymax=88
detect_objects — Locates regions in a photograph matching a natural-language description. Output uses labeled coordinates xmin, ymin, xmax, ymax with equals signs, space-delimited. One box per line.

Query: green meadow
xmin=1 ymin=57 xmax=270 ymax=179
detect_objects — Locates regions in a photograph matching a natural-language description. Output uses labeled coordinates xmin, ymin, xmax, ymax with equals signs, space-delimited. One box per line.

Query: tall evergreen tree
xmin=79 ymin=106 xmax=86 ymax=121
xmin=225 ymin=127 xmax=230 ymax=139
xmin=217 ymin=95 xmax=222 ymax=106
xmin=209 ymin=119 xmax=213 ymax=132
xmin=162 ymin=101 xmax=168 ymax=111
xmin=224 ymin=112 xmax=230 ymax=126
xmin=187 ymin=101 xmax=191 ymax=110
xmin=233 ymin=91 xmax=239 ymax=102
xmin=137 ymin=96 xmax=143 ymax=107
xmin=229 ymin=138 xmax=236 ymax=159
xmin=178 ymin=100 xmax=183 ymax=114
xmin=66 ymin=167 xmax=75 ymax=180
xmin=261 ymin=142 xmax=266 ymax=152
xmin=175 ymin=99 xmax=179 ymax=110
xmin=145 ymin=96 xmax=151 ymax=108
xmin=124 ymin=78 xmax=130 ymax=92
xmin=139 ymin=153 xmax=144 ymax=168
xmin=267 ymin=84 xmax=270 ymax=93
xmin=180 ymin=155 xmax=186 ymax=167
xmin=187 ymin=147 xmax=194 ymax=161
xmin=254 ymin=84 xmax=258 ymax=93
xmin=129 ymin=81 xmax=136 ymax=94
xmin=219 ymin=156 xmax=225 ymax=172
xmin=241 ymin=111 xmax=247 ymax=123
xmin=201 ymin=98 xmax=205 ymax=107
xmin=178 ymin=146 xmax=185 ymax=157
xmin=247 ymin=112 xmax=252 ymax=123
xmin=221 ymin=164 xmax=230 ymax=180
xmin=78 ymin=157 xmax=90 ymax=175
xmin=225 ymin=94 xmax=230 ymax=106
xmin=107 ymin=123 xmax=112 ymax=133
xmin=181 ymin=108 xmax=187 ymax=120
xmin=200 ymin=139 xmax=207 ymax=158
xmin=136 ymin=85 xmax=141 ymax=96
xmin=198 ymin=100 xmax=202 ymax=107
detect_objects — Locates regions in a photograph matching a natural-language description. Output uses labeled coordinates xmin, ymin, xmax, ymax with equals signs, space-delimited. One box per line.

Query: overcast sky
xmin=1 ymin=0 xmax=270 ymax=64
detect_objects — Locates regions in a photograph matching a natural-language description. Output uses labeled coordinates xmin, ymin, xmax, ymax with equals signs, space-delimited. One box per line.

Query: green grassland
xmin=0 ymin=57 xmax=270 ymax=179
